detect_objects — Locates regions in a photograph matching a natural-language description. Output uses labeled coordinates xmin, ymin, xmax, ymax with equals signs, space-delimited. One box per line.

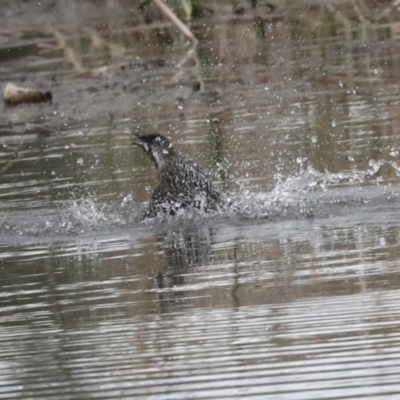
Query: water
xmin=1 ymin=1 xmax=400 ymax=398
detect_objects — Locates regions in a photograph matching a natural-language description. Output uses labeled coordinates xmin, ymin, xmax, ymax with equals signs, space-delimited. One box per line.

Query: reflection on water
xmin=2 ymin=216 xmax=400 ymax=399
xmin=153 ymin=224 xmax=217 ymax=312
xmin=1 ymin=1 xmax=400 ymax=399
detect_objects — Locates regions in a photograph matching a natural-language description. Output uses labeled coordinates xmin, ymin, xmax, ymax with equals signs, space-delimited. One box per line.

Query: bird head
xmin=134 ymin=134 xmax=178 ymax=171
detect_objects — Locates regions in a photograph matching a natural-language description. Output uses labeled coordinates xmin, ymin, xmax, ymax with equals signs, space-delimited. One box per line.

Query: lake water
xmin=1 ymin=1 xmax=400 ymax=399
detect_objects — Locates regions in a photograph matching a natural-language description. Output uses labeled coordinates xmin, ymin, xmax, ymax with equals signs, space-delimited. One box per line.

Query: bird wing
xmin=170 ymin=158 xmax=221 ymax=203
xmin=147 ymin=157 xmax=221 ymax=217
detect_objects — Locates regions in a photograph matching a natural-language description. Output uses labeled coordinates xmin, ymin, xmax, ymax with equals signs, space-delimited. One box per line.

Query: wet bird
xmin=134 ymin=134 xmax=222 ymax=218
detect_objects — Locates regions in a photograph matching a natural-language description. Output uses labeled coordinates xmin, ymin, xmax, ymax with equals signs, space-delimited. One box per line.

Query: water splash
xmin=70 ymin=198 xmax=108 ymax=227
xmin=0 ymin=197 xmax=143 ymax=240
xmin=1 ymin=160 xmax=400 ymax=238
xmin=230 ymin=160 xmax=400 ymax=220
xmin=68 ymin=196 xmax=144 ymax=231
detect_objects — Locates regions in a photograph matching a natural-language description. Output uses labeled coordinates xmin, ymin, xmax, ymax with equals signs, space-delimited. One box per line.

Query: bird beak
xmin=133 ymin=134 xmax=144 ymax=149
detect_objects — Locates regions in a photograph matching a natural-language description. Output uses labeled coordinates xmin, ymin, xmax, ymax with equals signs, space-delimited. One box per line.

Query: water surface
xmin=1 ymin=2 xmax=400 ymax=399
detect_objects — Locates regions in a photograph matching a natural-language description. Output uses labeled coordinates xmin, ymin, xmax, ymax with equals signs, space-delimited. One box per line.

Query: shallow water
xmin=1 ymin=1 xmax=400 ymax=399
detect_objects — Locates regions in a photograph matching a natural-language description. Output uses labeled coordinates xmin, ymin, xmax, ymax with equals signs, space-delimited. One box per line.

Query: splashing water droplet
xmin=121 ymin=194 xmax=133 ymax=207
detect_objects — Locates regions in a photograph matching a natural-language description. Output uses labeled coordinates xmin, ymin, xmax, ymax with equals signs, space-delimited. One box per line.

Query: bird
xmin=134 ymin=134 xmax=222 ymax=218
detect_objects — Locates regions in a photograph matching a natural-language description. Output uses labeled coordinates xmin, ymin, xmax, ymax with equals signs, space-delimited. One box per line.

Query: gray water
xmin=1 ymin=1 xmax=400 ymax=399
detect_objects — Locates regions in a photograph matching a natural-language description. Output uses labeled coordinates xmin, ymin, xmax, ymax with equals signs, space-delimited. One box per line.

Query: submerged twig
xmin=84 ymin=27 xmax=125 ymax=58
xmin=52 ymin=30 xmax=85 ymax=72
xmin=152 ymin=0 xmax=198 ymax=45
xmin=0 ymin=143 xmax=20 ymax=177
xmin=176 ymin=45 xmax=197 ymax=69
xmin=151 ymin=0 xmax=203 ymax=89
xmin=172 ymin=48 xmax=205 ymax=92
